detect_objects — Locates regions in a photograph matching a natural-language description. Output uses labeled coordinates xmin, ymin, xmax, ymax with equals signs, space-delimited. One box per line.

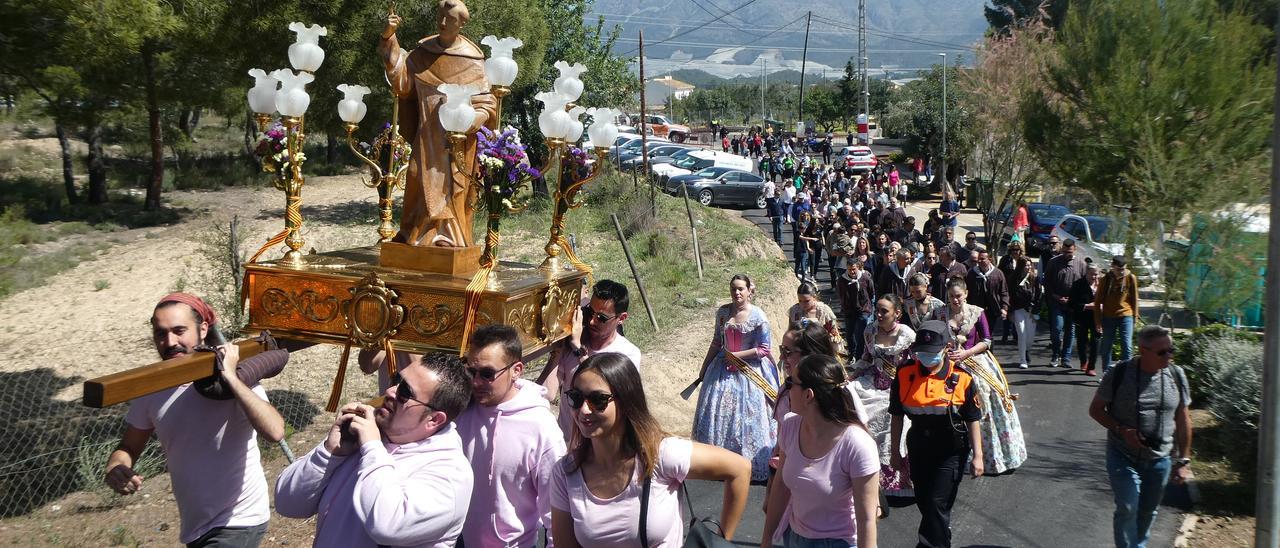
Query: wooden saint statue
xmin=379 ymin=0 xmax=496 ymax=247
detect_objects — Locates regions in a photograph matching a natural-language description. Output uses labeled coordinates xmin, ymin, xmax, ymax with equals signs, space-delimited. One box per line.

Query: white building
xmin=643 ymin=75 xmax=695 ymax=106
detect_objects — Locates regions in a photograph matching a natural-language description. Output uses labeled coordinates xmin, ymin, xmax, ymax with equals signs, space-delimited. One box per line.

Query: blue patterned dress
xmin=692 ymin=304 xmax=781 ymax=481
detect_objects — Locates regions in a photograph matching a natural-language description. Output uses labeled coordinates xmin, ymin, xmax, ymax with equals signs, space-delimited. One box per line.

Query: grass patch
xmin=481 ymin=169 xmax=790 ymax=351
xmin=1191 ymin=409 xmax=1256 ymax=517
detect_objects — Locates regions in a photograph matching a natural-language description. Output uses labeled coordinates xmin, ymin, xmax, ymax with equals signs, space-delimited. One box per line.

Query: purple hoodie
xmin=455 ymin=379 xmax=567 ymax=548
xmin=274 ymin=425 xmax=473 ymax=547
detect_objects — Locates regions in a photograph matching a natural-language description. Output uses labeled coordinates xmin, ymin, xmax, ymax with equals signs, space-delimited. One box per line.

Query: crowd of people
xmin=102 ymin=154 xmax=1184 ymax=548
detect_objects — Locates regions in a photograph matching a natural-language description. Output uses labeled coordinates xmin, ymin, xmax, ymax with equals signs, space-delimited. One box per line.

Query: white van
xmin=652 ymin=150 xmax=754 ymax=182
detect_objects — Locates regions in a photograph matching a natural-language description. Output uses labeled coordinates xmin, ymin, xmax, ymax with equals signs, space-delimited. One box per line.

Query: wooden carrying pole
xmin=680 ymin=183 xmax=704 ymax=279
xmin=82 ymin=339 xmax=267 ymax=408
xmin=610 ymin=213 xmax=659 ymax=331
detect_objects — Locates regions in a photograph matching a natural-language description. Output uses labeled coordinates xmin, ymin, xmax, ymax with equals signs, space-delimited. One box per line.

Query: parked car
xmin=664 ymin=168 xmax=768 ymax=208
xmin=837 ymin=146 xmax=876 ymax=174
xmin=1051 ymin=214 xmax=1161 ymax=285
xmin=619 ymin=144 xmax=694 ymax=171
xmin=652 ymin=150 xmax=754 ymax=182
xmin=997 ymin=202 xmax=1071 ymax=255
xmin=637 ymin=114 xmax=690 ymax=143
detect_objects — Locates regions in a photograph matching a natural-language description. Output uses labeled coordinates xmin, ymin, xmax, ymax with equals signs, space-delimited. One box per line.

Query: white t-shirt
xmin=556 ymin=334 xmax=642 ymax=437
xmin=126 ymin=383 xmax=271 ymax=543
xmin=550 ymin=437 xmax=691 ymax=547
xmin=778 ymin=414 xmax=879 ymax=543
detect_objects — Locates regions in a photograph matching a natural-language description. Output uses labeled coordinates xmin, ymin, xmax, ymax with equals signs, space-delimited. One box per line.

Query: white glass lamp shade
xmin=480 ymin=35 xmax=523 ymax=87
xmin=336 ymin=84 xmax=371 ymax=124
xmin=562 ymin=106 xmax=585 ymax=142
xmin=552 ymin=61 xmax=587 ymax=102
xmin=271 ymin=69 xmax=314 ymax=118
xmin=586 ymin=107 xmax=620 ymax=148
xmin=535 ymin=91 xmax=572 ymax=140
xmin=247 ymin=69 xmax=279 ymax=115
xmin=437 ymin=84 xmax=480 ymax=133
xmin=287 ymin=22 xmax=328 ymax=72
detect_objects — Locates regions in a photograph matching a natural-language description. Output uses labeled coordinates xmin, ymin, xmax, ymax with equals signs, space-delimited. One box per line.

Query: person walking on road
xmin=1088 ymin=325 xmax=1193 ymax=548
xmin=550 ymin=354 xmax=752 ymax=547
xmin=794 ymin=212 xmax=818 ymax=281
xmin=836 ymin=257 xmax=876 ymax=358
xmin=998 ymin=242 xmax=1039 ymax=369
xmin=850 ymin=293 xmax=917 ymax=499
xmin=762 ymin=354 xmax=880 ymax=548
xmin=1044 ymin=239 xmax=1088 ymax=368
xmin=692 ymin=275 xmax=781 ymax=483
xmin=1095 ymin=255 xmax=1141 ymax=374
xmin=965 ymin=250 xmax=1009 ymax=338
xmin=903 ymin=273 xmax=945 ymax=333
xmin=1071 ymin=263 xmax=1104 ymax=376
xmin=889 ymin=320 xmax=984 ymax=548
xmin=763 ymin=178 xmax=783 ymax=245
xmin=932 ymin=278 xmax=1027 ymax=475
xmin=790 ymin=281 xmax=846 ymax=357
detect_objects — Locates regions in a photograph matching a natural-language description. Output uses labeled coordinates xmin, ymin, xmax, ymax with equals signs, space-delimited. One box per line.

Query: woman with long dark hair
xmin=550 ymin=354 xmax=751 ymax=547
xmin=849 ymin=293 xmax=917 ymax=497
xmin=692 ymin=274 xmax=781 ymax=482
xmin=763 ymin=354 xmax=880 ymax=548
xmin=930 ymin=277 xmax=1027 ymax=474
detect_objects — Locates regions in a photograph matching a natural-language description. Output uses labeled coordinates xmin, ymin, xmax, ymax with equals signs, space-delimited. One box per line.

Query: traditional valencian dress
xmin=932 ymin=303 xmax=1028 ymax=474
xmin=788 ymin=301 xmax=848 ymax=357
xmin=850 ymin=322 xmax=917 ymax=497
xmin=692 ymin=304 xmax=781 ymax=482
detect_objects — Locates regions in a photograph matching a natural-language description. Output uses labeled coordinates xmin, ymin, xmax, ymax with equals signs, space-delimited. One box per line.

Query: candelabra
xmin=338 ymin=85 xmax=410 ymax=242
xmin=245 ymin=22 xmax=328 ymax=267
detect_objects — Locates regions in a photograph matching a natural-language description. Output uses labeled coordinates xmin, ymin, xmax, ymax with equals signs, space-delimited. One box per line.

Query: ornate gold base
xmin=243 ymin=246 xmax=585 ymax=356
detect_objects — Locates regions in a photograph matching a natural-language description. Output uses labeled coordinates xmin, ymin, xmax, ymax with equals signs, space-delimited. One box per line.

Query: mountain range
xmin=590 ymin=0 xmax=991 ymax=80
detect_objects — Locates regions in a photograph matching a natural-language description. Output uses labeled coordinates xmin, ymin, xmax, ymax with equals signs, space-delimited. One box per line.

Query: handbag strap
xmin=639 ymin=475 xmax=651 ymax=548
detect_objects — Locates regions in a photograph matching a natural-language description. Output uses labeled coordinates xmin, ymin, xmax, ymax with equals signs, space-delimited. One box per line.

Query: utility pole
xmin=761 ymin=58 xmax=766 ymax=124
xmin=1256 ymin=29 xmax=1280 ymax=547
xmin=797 ymin=11 xmax=812 ymax=127
xmin=639 ymin=30 xmax=653 ymax=217
xmin=859 ymin=0 xmax=868 ymax=116
xmin=939 ymin=52 xmax=948 ymax=183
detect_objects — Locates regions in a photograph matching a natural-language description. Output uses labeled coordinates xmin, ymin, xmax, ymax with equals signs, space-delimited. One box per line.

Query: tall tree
xmin=962 ymin=22 xmax=1056 ymax=247
xmin=984 ymin=0 xmax=1069 ymax=35
xmin=1021 ymin=0 xmax=1273 ymax=251
xmin=882 ymin=63 xmax=974 ymax=185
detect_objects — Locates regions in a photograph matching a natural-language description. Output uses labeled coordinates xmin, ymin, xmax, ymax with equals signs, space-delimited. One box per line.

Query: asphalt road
xmin=680 ymin=199 xmax=1185 ymax=548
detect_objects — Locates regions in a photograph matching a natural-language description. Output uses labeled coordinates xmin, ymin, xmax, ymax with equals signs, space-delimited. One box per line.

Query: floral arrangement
xmin=253 ymin=122 xmax=304 ymax=183
xmin=476 ymin=126 xmax=540 ymax=211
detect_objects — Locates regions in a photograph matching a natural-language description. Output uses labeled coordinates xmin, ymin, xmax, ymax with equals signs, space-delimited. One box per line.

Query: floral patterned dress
xmin=692 ymin=304 xmax=781 ymax=481
xmin=850 ymin=322 xmax=917 ymax=497
xmin=931 ymin=303 xmax=1028 ymax=474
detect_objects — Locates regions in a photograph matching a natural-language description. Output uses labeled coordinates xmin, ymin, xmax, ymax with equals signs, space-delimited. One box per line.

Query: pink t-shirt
xmin=550 ymin=437 xmax=691 ymax=547
xmin=126 ymin=383 xmax=272 ymax=543
xmin=778 ymin=414 xmax=879 ymax=542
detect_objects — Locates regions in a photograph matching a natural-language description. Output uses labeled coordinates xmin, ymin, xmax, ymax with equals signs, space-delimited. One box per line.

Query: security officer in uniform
xmin=888 ymin=320 xmax=985 ymax=548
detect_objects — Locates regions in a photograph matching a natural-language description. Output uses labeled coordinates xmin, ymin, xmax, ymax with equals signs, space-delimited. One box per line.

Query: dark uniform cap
xmin=912 ymin=320 xmax=953 ymax=354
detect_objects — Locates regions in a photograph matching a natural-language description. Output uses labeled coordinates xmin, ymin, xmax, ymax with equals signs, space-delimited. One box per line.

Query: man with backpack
xmin=1088 ymin=325 xmax=1193 ymax=548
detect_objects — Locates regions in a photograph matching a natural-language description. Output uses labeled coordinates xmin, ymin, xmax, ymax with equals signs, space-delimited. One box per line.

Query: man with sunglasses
xmin=455 ymin=325 xmax=566 ymax=548
xmin=275 ymin=353 xmax=474 ymax=547
xmin=539 ymin=279 xmax=642 ymax=439
xmin=1088 ymin=325 xmax=1192 ymax=548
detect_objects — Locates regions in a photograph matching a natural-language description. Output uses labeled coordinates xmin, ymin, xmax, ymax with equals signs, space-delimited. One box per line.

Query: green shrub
xmin=1176 ymin=324 xmax=1261 ymax=404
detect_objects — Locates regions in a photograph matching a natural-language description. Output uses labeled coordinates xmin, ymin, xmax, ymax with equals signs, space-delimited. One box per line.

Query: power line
xmin=619 ymin=0 xmax=762 ymax=55
xmin=686 ymin=0 xmax=767 ymax=37
xmin=810 ymin=14 xmax=978 ymax=51
xmin=613 ymin=37 xmax=969 ymax=55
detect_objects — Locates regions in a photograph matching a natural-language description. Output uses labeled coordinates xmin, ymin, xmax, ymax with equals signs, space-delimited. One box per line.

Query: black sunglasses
xmin=582 ymin=305 xmax=617 ymax=324
xmin=466 ymin=361 xmax=517 ymax=382
xmin=390 ymin=372 xmax=436 ymax=410
xmin=564 ymin=389 xmax=614 ymax=412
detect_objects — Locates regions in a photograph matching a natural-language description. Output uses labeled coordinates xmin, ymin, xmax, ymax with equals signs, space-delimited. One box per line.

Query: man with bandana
xmin=105 ymin=293 xmax=285 ymax=547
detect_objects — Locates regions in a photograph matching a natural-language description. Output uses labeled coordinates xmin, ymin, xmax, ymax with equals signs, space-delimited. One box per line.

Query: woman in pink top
xmin=550 ymin=353 xmax=752 ymax=547
xmin=763 ymin=354 xmax=880 ymax=548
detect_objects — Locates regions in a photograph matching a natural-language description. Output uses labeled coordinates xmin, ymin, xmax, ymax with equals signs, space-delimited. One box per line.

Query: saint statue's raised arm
xmin=379 ymin=0 xmax=496 ymax=247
